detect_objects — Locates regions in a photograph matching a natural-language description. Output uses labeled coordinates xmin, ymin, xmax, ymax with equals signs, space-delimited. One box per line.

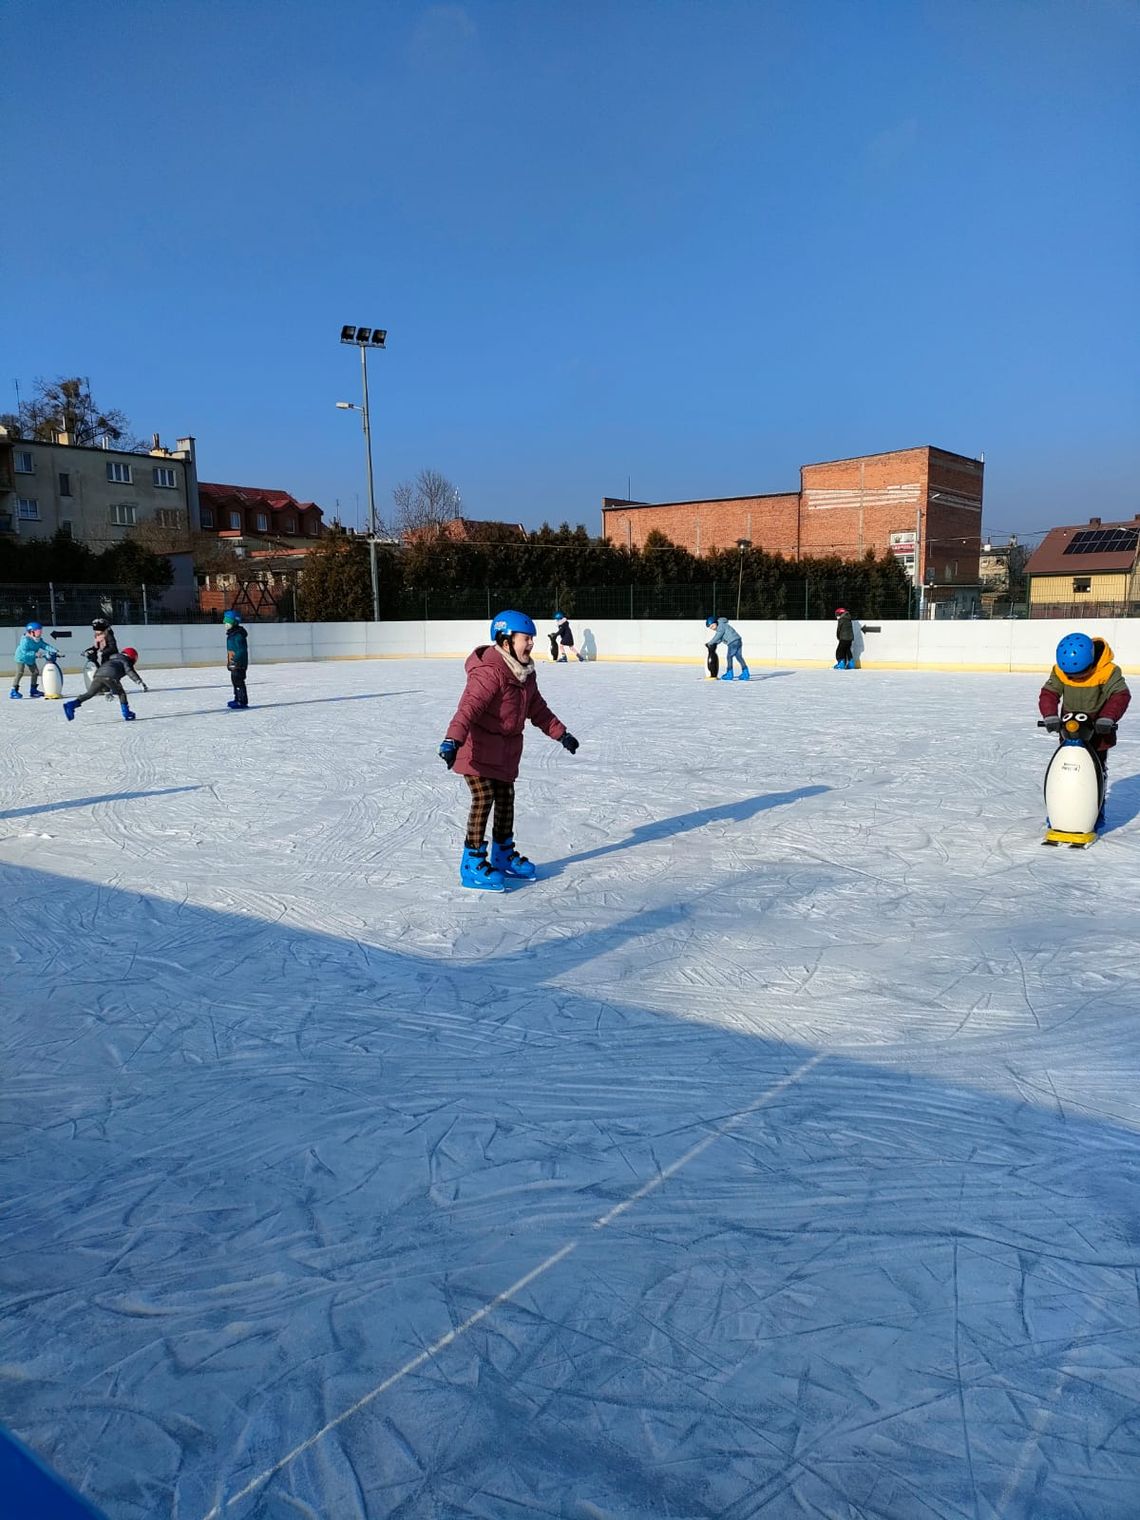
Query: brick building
xmin=602 ymin=446 xmax=984 ymax=612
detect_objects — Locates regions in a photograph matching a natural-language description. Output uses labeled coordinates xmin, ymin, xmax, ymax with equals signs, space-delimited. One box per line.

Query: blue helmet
xmin=25 ymin=621 xmax=42 ymax=632
xmin=554 ymin=611 xmax=566 ymax=622
xmin=222 ymin=609 xmax=241 ymax=624
xmin=705 ymin=616 xmax=718 ymax=627
xmin=490 ymin=609 xmax=536 ymax=643
xmin=1056 ymin=632 xmax=1095 ymax=675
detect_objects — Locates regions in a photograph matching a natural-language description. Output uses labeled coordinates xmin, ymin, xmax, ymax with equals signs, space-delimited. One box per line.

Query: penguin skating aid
xmin=1038 ymin=712 xmax=1105 ymax=847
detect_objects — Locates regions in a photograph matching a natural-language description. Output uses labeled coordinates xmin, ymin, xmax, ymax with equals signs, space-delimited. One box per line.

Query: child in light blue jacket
xmin=11 ymin=622 xmax=58 ymax=699
xmin=704 ymin=616 xmax=750 ymax=681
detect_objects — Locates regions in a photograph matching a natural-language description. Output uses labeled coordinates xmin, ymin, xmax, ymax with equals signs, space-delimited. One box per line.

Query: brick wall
xmin=602 ymin=448 xmax=985 ymax=592
xmin=603 ymin=494 xmax=799 ymax=556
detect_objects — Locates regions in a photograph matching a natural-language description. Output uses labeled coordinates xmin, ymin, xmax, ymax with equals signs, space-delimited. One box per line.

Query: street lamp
xmin=337 ymin=324 xmax=388 ymax=621
xmin=735 ymin=538 xmax=752 ymax=620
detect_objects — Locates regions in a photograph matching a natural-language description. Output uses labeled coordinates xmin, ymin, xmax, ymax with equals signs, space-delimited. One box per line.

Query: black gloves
xmin=1094 ymin=717 xmax=1118 ymax=736
xmin=438 ymin=739 xmax=458 ymax=769
xmin=560 ymin=733 xmax=579 ymax=754
xmin=1041 ymin=716 xmax=1062 ymax=732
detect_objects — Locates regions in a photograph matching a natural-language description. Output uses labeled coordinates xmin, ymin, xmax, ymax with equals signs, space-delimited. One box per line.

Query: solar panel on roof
xmin=1063 ymin=528 xmax=1139 ymax=556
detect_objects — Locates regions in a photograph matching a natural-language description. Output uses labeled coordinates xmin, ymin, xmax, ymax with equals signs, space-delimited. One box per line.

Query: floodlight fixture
xmin=339 ymin=324 xmax=388 ymax=348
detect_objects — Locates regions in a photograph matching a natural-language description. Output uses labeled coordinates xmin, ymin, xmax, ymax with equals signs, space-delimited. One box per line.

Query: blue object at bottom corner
xmin=0 ymin=1424 xmax=110 ymax=1519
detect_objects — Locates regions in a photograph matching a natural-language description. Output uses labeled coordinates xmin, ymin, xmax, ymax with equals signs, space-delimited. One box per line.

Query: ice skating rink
xmin=3 ymin=658 xmax=1140 ymax=1520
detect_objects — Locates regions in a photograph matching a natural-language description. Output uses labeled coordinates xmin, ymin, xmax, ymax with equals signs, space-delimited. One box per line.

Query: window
xmin=1073 ymin=576 xmax=1092 ymax=594
xmin=229 ymin=510 xmax=242 ymax=530
xmin=156 ymin=509 xmax=183 ymax=529
xmin=307 ymin=517 xmax=319 ymax=535
xmin=14 ymin=450 xmax=34 ymax=473
xmin=16 ymin=497 xmax=40 ymax=520
xmin=59 ymin=520 xmax=73 ymax=538
xmin=58 ymin=472 xmax=71 ymax=496
xmin=200 ymin=506 xmax=215 ymax=528
xmin=153 ymin=466 xmax=177 ymax=488
xmin=106 ymin=461 xmax=133 ymax=484
xmin=284 ymin=516 xmax=296 ymax=534
xmin=110 ymin=503 xmax=136 ymax=526
xmin=256 ymin=512 xmax=269 ymax=532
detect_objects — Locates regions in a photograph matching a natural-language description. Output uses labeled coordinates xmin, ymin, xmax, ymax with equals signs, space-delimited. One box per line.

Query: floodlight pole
xmin=359 ymin=345 xmax=380 ymax=623
xmin=338 ymin=325 xmax=386 ymax=622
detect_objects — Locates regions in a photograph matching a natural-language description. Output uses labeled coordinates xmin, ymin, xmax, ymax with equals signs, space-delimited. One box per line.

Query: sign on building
xmin=889 ymin=530 xmax=918 ymax=581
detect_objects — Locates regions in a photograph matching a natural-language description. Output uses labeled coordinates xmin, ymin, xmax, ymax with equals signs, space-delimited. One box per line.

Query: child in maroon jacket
xmin=439 ymin=610 xmax=579 ymax=890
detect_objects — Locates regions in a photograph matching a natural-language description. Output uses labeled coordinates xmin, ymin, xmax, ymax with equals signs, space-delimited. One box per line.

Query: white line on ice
xmin=201 ymin=1051 xmax=824 ymax=1517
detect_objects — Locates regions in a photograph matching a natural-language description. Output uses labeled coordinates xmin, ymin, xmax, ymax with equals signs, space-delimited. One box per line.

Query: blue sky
xmin=5 ymin=0 xmax=1137 ymax=539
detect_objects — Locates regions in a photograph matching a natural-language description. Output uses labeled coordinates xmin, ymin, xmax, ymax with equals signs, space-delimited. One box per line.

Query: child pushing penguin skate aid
xmin=1037 ymin=632 xmax=1130 ymax=843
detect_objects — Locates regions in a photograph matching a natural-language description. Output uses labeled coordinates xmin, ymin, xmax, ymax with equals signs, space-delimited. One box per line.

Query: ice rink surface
xmin=3 ymin=656 xmax=1140 ymax=1520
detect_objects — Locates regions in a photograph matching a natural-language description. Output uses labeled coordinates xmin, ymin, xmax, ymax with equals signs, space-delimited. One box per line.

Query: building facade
xmin=1024 ymin=515 xmax=1140 ymax=619
xmin=602 ymin=446 xmax=984 ymax=612
xmin=197 ymin=483 xmax=324 ymax=544
xmin=0 ymin=429 xmax=200 ymax=546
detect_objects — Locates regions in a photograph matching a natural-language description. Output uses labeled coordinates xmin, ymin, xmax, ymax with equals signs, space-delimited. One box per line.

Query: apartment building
xmin=0 ymin=429 xmax=200 ymax=547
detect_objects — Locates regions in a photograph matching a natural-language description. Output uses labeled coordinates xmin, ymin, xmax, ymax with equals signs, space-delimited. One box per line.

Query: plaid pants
xmin=465 ymin=776 xmax=516 ymax=848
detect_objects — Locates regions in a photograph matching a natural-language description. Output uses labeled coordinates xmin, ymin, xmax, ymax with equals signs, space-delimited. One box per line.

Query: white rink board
xmin=3 ymin=660 xmax=1140 ymax=1519
xmin=9 ymin=616 xmax=1140 ymax=672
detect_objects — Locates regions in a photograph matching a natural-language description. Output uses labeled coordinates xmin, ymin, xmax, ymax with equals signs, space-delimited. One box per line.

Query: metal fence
xmin=1027 ymin=600 xmax=1140 ymax=621
xmin=0 ymin=583 xmax=270 ymax=626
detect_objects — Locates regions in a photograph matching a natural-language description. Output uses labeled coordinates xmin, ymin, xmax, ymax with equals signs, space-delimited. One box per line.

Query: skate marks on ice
xmin=129 ymin=690 xmax=420 ymax=722
xmin=200 ymin=1053 xmax=825 ymax=1520
xmin=539 ymin=785 xmax=831 ymax=876
xmin=4 ymin=863 xmax=1140 ymax=1518
xmin=0 ymin=786 xmax=201 ymax=823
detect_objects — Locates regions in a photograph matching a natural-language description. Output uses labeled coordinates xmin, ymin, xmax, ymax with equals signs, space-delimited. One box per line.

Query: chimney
xmin=1088 ymin=517 xmax=1101 ymax=526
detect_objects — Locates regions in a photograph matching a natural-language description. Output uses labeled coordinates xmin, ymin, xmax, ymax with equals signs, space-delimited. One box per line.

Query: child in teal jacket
xmin=224 ymin=610 xmax=249 ymax=709
xmin=11 ymin=622 xmax=58 ymax=698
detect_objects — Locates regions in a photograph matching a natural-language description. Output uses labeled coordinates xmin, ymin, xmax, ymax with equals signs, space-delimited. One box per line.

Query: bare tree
xmin=4 ymin=376 xmax=144 ymax=449
xmin=391 ymin=468 xmax=461 ymax=537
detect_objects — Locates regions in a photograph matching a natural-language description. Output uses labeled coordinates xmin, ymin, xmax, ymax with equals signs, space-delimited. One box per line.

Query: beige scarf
xmin=496 ymin=643 xmax=535 ymax=684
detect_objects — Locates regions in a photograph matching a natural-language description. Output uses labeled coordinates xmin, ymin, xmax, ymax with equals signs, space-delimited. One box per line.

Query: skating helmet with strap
xmin=704 ymin=616 xmax=718 ymax=627
xmin=1056 ymin=632 xmax=1095 ymax=675
xmin=25 ymin=621 xmax=42 ymax=632
xmin=553 ymin=611 xmax=566 ymax=622
xmin=121 ymin=647 xmax=139 ymax=662
xmin=222 ymin=609 xmax=241 ymax=625
xmin=490 ymin=610 xmax=536 ymax=643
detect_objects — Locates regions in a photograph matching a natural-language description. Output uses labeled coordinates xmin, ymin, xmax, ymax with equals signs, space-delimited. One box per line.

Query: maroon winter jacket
xmin=445 ymin=645 xmax=567 ymax=782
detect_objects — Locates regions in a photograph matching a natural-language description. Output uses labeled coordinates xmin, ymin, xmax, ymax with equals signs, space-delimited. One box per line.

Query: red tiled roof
xmin=1025 ymin=516 xmax=1140 ymax=577
xmin=199 ymin=482 xmax=323 ymax=515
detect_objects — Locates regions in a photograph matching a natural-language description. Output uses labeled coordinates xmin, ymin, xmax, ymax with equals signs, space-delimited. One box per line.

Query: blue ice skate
xmin=738 ymin=668 xmax=750 ymax=681
xmin=120 ymin=702 xmax=136 ymax=721
xmin=490 ymin=837 xmax=537 ymax=880
xmin=460 ymin=844 xmax=505 ymax=891
xmin=9 ymin=689 xmax=21 ymax=699
xmin=62 ymin=700 xmax=77 ymax=721
xmin=719 ymin=671 xmax=735 ymax=680
xmin=28 ymin=687 xmax=43 ymax=698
